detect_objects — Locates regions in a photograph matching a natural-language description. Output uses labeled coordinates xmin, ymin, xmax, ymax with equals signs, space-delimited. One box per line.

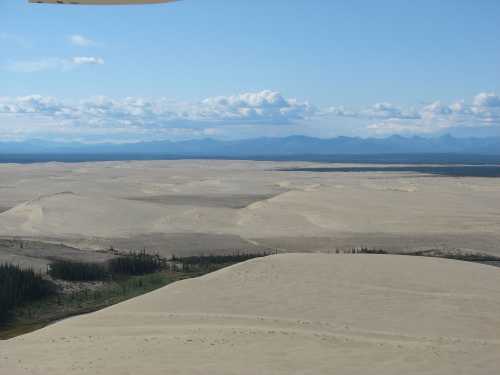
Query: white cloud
xmin=365 ymin=102 xmax=420 ymax=120
xmin=71 ymin=56 xmax=104 ymax=65
xmin=1 ymin=91 xmax=499 ymax=140
xmin=0 ymin=91 xmax=314 ymax=141
xmin=421 ymin=101 xmax=452 ymax=117
xmin=199 ymin=91 xmax=314 ymax=124
xmin=326 ymin=106 xmax=356 ymax=117
xmin=5 ymin=56 xmax=105 ymax=72
xmin=473 ymin=92 xmax=500 ymax=108
xmin=449 ymin=100 xmax=471 ymax=115
xmin=328 ymin=102 xmax=419 ymax=120
xmin=68 ymin=34 xmax=94 ymax=47
xmin=0 ymin=95 xmax=61 ymax=115
xmin=326 ymin=92 xmax=500 ymax=135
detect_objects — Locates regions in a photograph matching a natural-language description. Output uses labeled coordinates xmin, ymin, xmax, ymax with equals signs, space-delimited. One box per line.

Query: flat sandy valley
xmin=1 ymin=160 xmax=500 ymax=374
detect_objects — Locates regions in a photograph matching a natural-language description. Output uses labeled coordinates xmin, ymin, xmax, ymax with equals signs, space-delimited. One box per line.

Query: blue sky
xmin=1 ymin=0 xmax=499 ymax=142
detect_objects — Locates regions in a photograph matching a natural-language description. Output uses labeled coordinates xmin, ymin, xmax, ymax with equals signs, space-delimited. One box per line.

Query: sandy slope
xmin=0 ymin=191 xmax=237 ymax=238
xmin=2 ymin=254 xmax=500 ymax=374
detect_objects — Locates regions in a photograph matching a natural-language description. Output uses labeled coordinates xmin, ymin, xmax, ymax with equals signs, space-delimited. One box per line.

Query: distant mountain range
xmin=0 ymin=135 xmax=500 ymax=164
xmin=1 ymin=135 xmax=500 ymax=161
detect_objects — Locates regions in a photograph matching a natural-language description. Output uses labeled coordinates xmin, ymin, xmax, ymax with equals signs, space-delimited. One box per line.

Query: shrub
xmin=0 ymin=264 xmax=55 ymax=323
xmin=171 ymin=252 xmax=270 ymax=272
xmin=49 ymin=260 xmax=109 ymax=282
xmin=108 ymin=250 xmax=163 ymax=276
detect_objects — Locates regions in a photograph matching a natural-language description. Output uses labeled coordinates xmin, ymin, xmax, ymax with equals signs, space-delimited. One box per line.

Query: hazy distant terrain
xmin=2 ymin=135 xmax=500 ymax=158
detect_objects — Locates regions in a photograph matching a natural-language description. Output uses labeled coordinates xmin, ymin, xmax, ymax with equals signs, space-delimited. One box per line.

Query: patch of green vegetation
xmin=0 ymin=264 xmax=56 ymax=323
xmin=0 ymin=252 xmax=269 ymax=340
xmin=172 ymin=252 xmax=270 ymax=272
xmin=49 ymin=260 xmax=109 ymax=282
xmin=407 ymin=249 xmax=500 ymax=262
xmin=0 ymin=271 xmax=192 ymax=340
xmin=48 ymin=251 xmax=164 ymax=282
xmin=354 ymin=247 xmax=500 ymax=263
xmin=109 ymin=250 xmax=163 ymax=275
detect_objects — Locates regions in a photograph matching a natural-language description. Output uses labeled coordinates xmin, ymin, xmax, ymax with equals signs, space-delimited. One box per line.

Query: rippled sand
xmin=2 ymin=254 xmax=500 ymax=374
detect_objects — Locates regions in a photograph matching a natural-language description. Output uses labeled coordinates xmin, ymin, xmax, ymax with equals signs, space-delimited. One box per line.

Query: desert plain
xmin=1 ymin=159 xmax=500 ymax=374
xmin=1 ymin=160 xmax=500 ymax=260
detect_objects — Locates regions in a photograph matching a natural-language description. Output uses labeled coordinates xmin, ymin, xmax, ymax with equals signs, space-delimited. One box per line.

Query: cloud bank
xmin=328 ymin=92 xmax=500 ymax=135
xmin=0 ymin=91 xmax=498 ymax=141
xmin=0 ymin=91 xmax=314 ymax=141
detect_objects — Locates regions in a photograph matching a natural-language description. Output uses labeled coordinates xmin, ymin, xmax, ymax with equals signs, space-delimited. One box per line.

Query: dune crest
xmin=2 ymin=254 xmax=499 ymax=374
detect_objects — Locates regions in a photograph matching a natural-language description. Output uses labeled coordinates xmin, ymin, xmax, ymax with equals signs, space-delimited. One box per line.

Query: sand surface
xmin=2 ymin=253 xmax=499 ymax=374
xmin=0 ymin=160 xmax=499 ymax=257
xmin=0 ymin=239 xmax=115 ymax=272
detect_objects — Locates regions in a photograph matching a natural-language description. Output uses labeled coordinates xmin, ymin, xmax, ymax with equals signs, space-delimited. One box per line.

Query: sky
xmin=1 ymin=0 xmax=500 ymax=142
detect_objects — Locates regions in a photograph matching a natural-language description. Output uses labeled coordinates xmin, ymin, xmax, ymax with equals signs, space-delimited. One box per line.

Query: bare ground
xmin=0 ymin=238 xmax=115 ymax=272
xmin=126 ymin=193 xmax=277 ymax=209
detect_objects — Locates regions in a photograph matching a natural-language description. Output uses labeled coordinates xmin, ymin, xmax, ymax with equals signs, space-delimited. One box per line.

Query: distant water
xmin=0 ymin=153 xmax=187 ymax=164
xmin=1 ymin=153 xmax=500 ymax=178
xmin=280 ymin=166 xmax=500 ymax=177
xmin=2 ymin=153 xmax=499 ymax=164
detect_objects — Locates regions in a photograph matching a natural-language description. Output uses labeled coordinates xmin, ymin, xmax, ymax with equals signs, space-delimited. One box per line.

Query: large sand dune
xmin=1 ymin=160 xmax=499 ymax=256
xmin=2 ymin=254 xmax=500 ymax=374
xmin=0 ymin=191 xmax=237 ymax=238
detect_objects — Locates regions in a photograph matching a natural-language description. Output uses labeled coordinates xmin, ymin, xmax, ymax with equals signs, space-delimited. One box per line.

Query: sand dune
xmin=2 ymin=254 xmax=499 ymax=374
xmin=0 ymin=160 xmax=500 ymax=255
xmin=1 ymin=191 xmax=169 ymax=237
xmin=0 ymin=191 xmax=237 ymax=238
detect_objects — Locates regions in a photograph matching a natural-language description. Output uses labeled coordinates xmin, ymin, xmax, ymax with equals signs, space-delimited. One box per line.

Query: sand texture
xmin=0 ymin=160 xmax=499 ymax=257
xmin=2 ymin=253 xmax=500 ymax=374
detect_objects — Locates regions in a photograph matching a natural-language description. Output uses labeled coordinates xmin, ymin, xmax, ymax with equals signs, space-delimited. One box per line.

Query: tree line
xmin=0 ymin=264 xmax=55 ymax=323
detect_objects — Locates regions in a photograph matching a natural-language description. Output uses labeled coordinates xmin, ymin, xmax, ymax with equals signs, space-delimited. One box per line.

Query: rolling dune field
xmin=0 ymin=160 xmax=499 ymax=260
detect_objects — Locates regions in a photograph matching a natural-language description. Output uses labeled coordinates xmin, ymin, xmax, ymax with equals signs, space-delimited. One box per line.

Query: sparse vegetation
xmin=357 ymin=248 xmax=388 ymax=254
xmin=347 ymin=247 xmax=500 ymax=264
xmin=109 ymin=250 xmax=163 ymax=276
xmin=0 ymin=264 xmax=55 ymax=324
xmin=0 ymin=271 xmax=182 ymax=340
xmin=49 ymin=260 xmax=109 ymax=282
xmin=0 ymin=250 xmax=271 ymax=339
xmin=48 ymin=251 xmax=164 ymax=282
xmin=171 ymin=252 xmax=270 ymax=272
xmin=406 ymin=249 xmax=500 ymax=262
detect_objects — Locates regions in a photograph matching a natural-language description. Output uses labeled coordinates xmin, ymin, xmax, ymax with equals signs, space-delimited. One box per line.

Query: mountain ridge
xmin=2 ymin=135 xmax=500 ymax=156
